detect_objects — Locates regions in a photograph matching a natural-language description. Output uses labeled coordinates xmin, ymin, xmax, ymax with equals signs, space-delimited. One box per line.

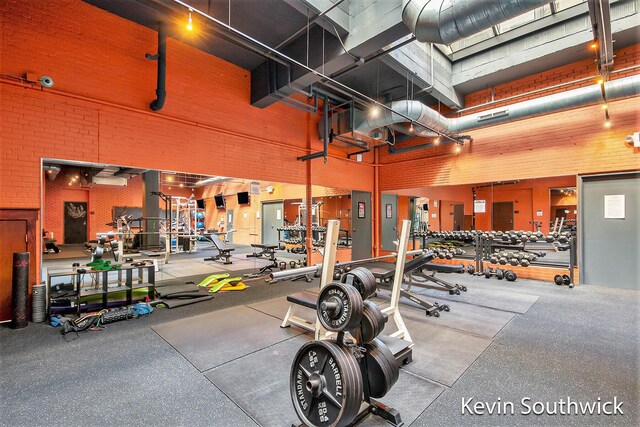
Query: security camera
xmin=39 ymin=76 xmax=54 ymax=88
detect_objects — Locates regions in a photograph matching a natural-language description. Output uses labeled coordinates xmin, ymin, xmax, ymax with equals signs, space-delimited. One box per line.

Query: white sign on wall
xmin=250 ymin=181 xmax=260 ymax=195
xmin=431 ymin=213 xmax=437 ymax=218
xmin=276 ymin=209 xmax=282 ymax=220
xmin=604 ymin=195 xmax=625 ymax=219
xmin=474 ymin=200 xmax=486 ymax=213
xmin=536 ymin=210 xmax=543 ymax=217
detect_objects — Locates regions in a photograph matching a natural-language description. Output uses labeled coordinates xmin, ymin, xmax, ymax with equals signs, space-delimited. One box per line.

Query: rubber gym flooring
xmin=1 ymin=270 xmax=638 ymax=426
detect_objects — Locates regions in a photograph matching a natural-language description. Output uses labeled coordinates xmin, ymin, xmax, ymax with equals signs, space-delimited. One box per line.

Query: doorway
xmin=261 ymin=201 xmax=283 ymax=246
xmin=492 ymin=202 xmax=513 ymax=231
xmin=226 ymin=210 xmax=234 ymax=243
xmin=580 ymin=172 xmax=639 ymax=289
xmin=453 ymin=204 xmax=464 ymax=231
xmin=351 ymin=191 xmax=372 ymax=260
xmin=63 ymin=201 xmax=88 ymax=244
xmin=381 ymin=193 xmax=398 ymax=251
xmin=0 ymin=220 xmax=28 ymax=321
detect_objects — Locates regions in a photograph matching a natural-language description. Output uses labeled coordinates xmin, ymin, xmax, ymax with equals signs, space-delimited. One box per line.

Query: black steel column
xmin=143 ymin=171 xmax=161 ymax=249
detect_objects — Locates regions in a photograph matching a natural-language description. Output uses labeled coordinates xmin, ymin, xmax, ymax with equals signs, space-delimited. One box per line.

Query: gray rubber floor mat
xmin=383 ymin=317 xmax=492 ymax=387
xmin=152 ymin=305 xmax=305 ymax=372
xmin=410 ymin=284 xmax=539 ymax=314
xmin=247 ymin=296 xmax=313 ymax=322
xmin=206 ymin=335 xmax=444 ymax=427
xmin=373 ymin=293 xmax=516 ymax=339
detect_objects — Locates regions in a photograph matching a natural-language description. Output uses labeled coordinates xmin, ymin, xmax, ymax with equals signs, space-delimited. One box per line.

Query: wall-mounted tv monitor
xmin=422 ymin=203 xmax=429 ymax=211
xmin=196 ymin=199 xmax=205 ymax=209
xmin=214 ymin=194 xmax=225 ymax=209
xmin=237 ymin=191 xmax=250 ymax=205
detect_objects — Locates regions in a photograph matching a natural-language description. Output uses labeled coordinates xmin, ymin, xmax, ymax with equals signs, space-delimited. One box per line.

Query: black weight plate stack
xmin=341 ymin=267 xmax=377 ymax=300
xmin=363 ymin=339 xmax=400 ymax=399
xmin=290 ymin=340 xmax=363 ymax=427
xmin=317 ymin=283 xmax=363 ymax=332
xmin=356 ymin=301 xmax=388 ymax=343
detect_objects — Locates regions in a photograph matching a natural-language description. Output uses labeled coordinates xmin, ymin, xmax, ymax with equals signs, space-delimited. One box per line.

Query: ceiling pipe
xmin=402 ymin=0 xmax=552 ymax=44
xmin=356 ymin=74 xmax=640 ymax=137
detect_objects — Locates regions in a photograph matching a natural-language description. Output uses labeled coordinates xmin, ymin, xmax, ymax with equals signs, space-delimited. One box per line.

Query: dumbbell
xmin=498 ymin=257 xmax=508 ymax=265
xmin=484 ymin=267 xmax=505 ymax=280
xmin=466 ymin=264 xmax=475 ymax=274
xmin=554 ymin=274 xmax=571 ymax=286
xmin=509 ymin=258 xmax=519 ymax=266
xmin=489 ymin=256 xmax=499 ymax=264
xmin=520 ymin=259 xmax=530 ymax=267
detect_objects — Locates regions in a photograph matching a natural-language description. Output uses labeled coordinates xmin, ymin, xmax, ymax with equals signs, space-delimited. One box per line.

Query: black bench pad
xmin=286 ymin=292 xmax=318 ymax=310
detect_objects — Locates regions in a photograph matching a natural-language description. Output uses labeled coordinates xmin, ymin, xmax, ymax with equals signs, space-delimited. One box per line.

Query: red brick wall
xmin=462 ymin=44 xmax=640 ymax=112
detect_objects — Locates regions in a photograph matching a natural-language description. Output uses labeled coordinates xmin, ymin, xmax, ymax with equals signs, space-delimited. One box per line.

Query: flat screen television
xmin=422 ymin=203 xmax=429 ymax=211
xmin=237 ymin=191 xmax=250 ymax=205
xmin=196 ymin=199 xmax=205 ymax=209
xmin=214 ymin=194 xmax=225 ymax=209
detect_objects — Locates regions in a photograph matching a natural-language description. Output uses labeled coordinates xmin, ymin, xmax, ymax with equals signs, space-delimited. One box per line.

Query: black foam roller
xmin=11 ymin=252 xmax=30 ymax=329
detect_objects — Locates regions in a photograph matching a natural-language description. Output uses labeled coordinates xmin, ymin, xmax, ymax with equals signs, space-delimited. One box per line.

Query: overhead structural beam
xmin=251 ymin=0 xmax=410 ymax=108
xmin=588 ymin=0 xmax=615 ymax=77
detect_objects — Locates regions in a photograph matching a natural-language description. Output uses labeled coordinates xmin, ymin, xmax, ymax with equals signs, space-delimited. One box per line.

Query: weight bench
xmin=281 ymin=291 xmax=318 ymax=332
xmin=203 ymin=234 xmax=234 ymax=265
xmin=245 ymin=243 xmax=279 ymax=275
xmin=281 ymin=290 xmax=413 ymax=365
xmin=409 ymin=262 xmax=468 ymax=295
xmin=370 ymin=253 xmax=451 ymax=317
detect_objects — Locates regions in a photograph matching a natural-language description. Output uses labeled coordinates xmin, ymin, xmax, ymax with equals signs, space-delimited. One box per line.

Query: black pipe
xmin=147 ymin=22 xmax=167 ymax=111
xmin=11 ymin=252 xmax=29 ymax=329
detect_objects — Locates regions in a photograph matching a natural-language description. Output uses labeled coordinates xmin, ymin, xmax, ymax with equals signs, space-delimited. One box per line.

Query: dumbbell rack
xmin=474 ymin=233 xmax=577 ymax=286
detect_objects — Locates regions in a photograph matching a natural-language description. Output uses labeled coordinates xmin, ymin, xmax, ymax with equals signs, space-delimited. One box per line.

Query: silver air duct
xmin=356 ymin=74 xmax=640 ymax=136
xmin=402 ymin=0 xmax=551 ymax=44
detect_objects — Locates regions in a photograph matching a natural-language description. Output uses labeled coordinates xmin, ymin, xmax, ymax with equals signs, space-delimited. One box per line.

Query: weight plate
xmin=290 ymin=340 xmax=363 ymax=427
xmin=356 ymin=301 xmax=387 ymax=343
xmin=484 ymin=268 xmax=492 ymax=279
xmin=562 ymin=274 xmax=571 ymax=286
xmin=495 ymin=268 xmax=504 ymax=280
xmin=363 ymin=339 xmax=399 ymax=399
xmin=505 ymin=270 xmax=517 ymax=282
xmin=466 ymin=265 xmax=475 ymax=274
xmin=341 ymin=267 xmax=377 ymax=300
xmin=554 ymin=275 xmax=564 ymax=285
xmin=317 ymin=283 xmax=363 ymax=332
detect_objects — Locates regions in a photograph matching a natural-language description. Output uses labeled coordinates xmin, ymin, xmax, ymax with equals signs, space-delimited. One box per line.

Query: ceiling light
xmin=167 ymin=176 xmax=173 ymax=182
xmin=604 ymin=119 xmax=611 ymax=128
xmin=186 ymin=9 xmax=193 ymax=31
xmin=455 ymin=145 xmax=461 ymax=154
xmin=409 ymin=122 xmax=414 ymax=133
xmin=434 ymin=136 xmax=440 ymax=145
xmin=369 ymin=104 xmax=380 ymax=118
xmin=590 ymin=41 xmax=598 ymax=49
xmin=179 ymin=183 xmax=184 ymax=187
xmin=601 ymin=103 xmax=608 ymax=110
xmin=596 ymin=77 xmax=604 ymax=86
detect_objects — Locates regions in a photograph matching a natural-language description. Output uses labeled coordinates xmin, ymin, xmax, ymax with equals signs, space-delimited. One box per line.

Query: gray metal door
xmin=381 ymin=193 xmax=398 ymax=251
xmin=261 ymin=201 xmax=283 ymax=246
xmin=226 ymin=210 xmax=234 ymax=243
xmin=351 ymin=191 xmax=372 ymax=260
xmin=580 ymin=172 xmax=639 ymax=289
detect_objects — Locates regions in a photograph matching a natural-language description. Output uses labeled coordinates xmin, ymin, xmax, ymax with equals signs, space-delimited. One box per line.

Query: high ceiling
xmin=83 ymin=0 xmax=638 ymax=111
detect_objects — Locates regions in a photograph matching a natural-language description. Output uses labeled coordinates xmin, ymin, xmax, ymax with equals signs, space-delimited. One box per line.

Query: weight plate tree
xmin=317 ymin=283 xmax=363 ymax=332
xmin=341 ymin=267 xmax=377 ymax=300
xmin=290 ymin=340 xmax=363 ymax=427
xmin=356 ymin=300 xmax=388 ymax=344
xmin=362 ymin=339 xmax=400 ymax=398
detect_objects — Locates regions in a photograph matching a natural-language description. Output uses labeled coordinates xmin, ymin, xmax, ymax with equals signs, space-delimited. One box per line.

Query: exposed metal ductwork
xmin=402 ymin=0 xmax=552 ymax=44
xmin=356 ymin=74 xmax=640 ymax=137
